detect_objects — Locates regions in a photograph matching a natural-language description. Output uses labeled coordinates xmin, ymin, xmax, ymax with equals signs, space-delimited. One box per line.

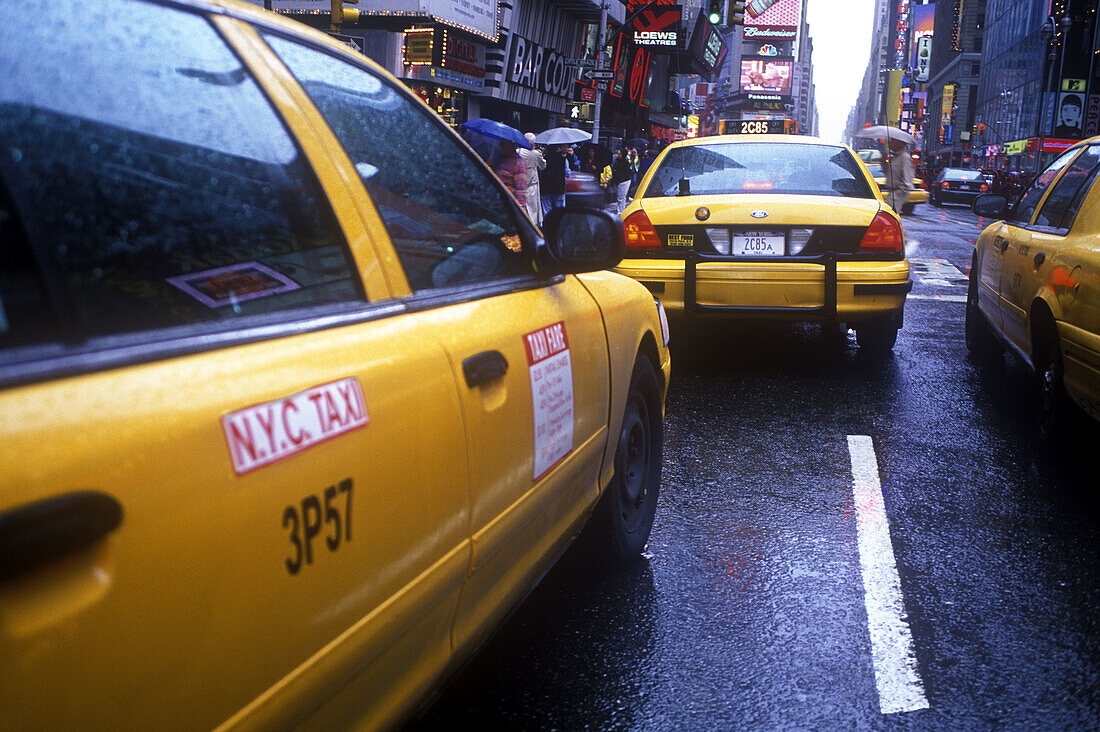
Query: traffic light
xmin=707 ymin=0 xmax=725 ymax=25
xmin=728 ymin=2 xmax=746 ymax=26
xmin=330 ymin=0 xmax=359 ymax=31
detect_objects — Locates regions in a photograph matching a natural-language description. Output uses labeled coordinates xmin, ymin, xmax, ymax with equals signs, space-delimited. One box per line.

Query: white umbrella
xmin=534 ymin=127 xmax=592 ymax=145
xmin=854 ymin=125 xmax=915 ymax=146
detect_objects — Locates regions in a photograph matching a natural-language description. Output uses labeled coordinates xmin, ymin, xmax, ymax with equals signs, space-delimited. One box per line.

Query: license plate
xmin=733 ymin=230 xmax=784 ymax=256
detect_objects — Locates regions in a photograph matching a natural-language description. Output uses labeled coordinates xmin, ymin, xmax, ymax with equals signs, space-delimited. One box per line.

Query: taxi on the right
xmin=967 ymin=136 xmax=1100 ymax=439
xmin=616 ymin=134 xmax=912 ymax=352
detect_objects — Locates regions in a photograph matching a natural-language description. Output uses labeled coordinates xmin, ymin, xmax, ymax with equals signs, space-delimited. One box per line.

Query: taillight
xmin=941 ymin=181 xmax=950 ymax=189
xmin=859 ymin=212 xmax=903 ymax=254
xmin=980 ymin=183 xmax=989 ymax=191
xmin=623 ymin=209 xmax=662 ymax=252
xmin=917 ymin=179 xmax=927 ymax=189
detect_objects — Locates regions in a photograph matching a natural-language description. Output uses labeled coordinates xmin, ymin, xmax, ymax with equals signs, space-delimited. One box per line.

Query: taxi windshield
xmin=644 ymin=142 xmax=875 ymax=199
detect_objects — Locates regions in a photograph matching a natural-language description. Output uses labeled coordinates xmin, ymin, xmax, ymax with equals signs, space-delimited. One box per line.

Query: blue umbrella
xmin=461 ymin=118 xmax=532 ymax=149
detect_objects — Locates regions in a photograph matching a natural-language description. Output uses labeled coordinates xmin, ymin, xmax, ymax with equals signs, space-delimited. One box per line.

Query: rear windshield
xmin=942 ymin=169 xmax=986 ymax=181
xmin=643 ymin=142 xmax=874 ymax=199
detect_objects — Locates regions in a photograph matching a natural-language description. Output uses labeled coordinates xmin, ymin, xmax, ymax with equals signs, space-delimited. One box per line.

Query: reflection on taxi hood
xmin=632 ymin=194 xmax=883 ymax=228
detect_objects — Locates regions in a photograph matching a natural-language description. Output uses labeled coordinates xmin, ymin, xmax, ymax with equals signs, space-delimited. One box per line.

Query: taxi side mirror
xmin=973 ymin=193 xmax=1008 ymax=219
xmin=537 ymin=207 xmax=625 ymax=275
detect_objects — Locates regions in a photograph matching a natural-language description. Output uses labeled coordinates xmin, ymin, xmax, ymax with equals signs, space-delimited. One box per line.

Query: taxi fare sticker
xmin=524 ymin=322 xmax=574 ymax=480
xmin=222 ymin=378 xmax=369 ymax=475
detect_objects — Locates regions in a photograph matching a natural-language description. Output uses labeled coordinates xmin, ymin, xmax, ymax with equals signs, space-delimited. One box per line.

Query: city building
xmin=972 ymin=0 xmax=1099 ymax=172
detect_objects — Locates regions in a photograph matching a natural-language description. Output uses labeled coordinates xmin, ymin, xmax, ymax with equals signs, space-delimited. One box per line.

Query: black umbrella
xmin=627 ymin=138 xmax=649 ymax=149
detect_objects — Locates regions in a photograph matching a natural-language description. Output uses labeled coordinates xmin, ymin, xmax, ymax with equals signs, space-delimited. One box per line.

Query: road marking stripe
xmin=847 ymin=435 xmax=929 ymax=715
xmin=908 ymin=294 xmax=967 ymax=303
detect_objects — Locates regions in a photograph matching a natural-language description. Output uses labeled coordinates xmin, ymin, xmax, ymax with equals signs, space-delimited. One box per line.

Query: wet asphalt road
xmin=414 ymin=201 xmax=1100 ymax=730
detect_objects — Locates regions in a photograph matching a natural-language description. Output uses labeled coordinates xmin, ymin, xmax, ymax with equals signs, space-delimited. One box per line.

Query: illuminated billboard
xmin=739 ymin=57 xmax=793 ymax=96
xmin=910 ymin=3 xmax=934 ymax=70
xmin=743 ymin=0 xmax=801 ymax=40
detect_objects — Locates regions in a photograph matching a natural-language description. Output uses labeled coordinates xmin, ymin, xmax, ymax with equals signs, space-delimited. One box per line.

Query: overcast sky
xmin=806 ymin=0 xmax=876 ymax=142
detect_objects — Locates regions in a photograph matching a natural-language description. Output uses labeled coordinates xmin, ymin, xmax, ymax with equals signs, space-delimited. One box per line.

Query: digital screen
xmin=739 ymin=58 xmax=793 ymax=95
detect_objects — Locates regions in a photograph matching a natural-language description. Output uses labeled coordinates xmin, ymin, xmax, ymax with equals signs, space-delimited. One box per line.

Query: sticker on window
xmin=524 ymin=322 xmax=574 ymax=480
xmin=168 ymin=262 xmax=300 ymax=308
xmin=222 ymin=378 xmax=369 ymax=475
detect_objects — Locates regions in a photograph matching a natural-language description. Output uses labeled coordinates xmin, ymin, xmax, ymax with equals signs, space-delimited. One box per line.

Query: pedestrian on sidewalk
xmin=491 ymin=138 xmax=526 ymax=209
xmin=611 ymin=147 xmax=633 ymax=214
xmin=539 ymin=145 xmax=568 ymax=217
xmin=519 ymin=132 xmax=546 ymax=225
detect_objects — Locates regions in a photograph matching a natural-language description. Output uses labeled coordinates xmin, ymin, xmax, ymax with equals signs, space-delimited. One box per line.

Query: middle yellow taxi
xmin=617 ymin=134 xmax=912 ymax=352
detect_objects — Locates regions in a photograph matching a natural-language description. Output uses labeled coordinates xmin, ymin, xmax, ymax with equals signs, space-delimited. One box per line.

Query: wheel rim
xmin=1039 ymin=354 xmax=1060 ymax=437
xmin=965 ymin=276 xmax=979 ymax=349
xmin=616 ymin=394 xmax=651 ymax=531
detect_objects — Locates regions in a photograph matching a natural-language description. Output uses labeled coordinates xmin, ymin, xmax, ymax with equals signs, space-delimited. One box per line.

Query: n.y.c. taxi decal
xmin=222 ymin=378 xmax=369 ymax=475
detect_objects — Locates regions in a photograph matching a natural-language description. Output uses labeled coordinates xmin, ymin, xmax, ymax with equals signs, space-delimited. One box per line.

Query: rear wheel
xmin=901 ymin=202 xmax=914 ymax=215
xmin=965 ymin=266 xmax=1002 ymax=363
xmin=856 ymin=317 xmax=898 ymax=353
xmin=1037 ymin=334 xmax=1069 ymax=444
xmin=589 ymin=354 xmax=662 ymax=568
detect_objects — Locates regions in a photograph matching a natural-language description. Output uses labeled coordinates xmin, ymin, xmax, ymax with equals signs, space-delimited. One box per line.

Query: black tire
xmin=901 ymin=202 xmax=914 ymax=215
xmin=590 ymin=354 xmax=662 ymax=568
xmin=856 ymin=318 xmax=898 ymax=353
xmin=1037 ymin=337 xmax=1069 ymax=444
xmin=930 ymin=192 xmax=941 ymax=207
xmin=965 ymin=266 xmax=1003 ymax=363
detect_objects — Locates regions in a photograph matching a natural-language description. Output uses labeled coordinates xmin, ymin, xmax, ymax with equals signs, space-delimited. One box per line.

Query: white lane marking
xmin=908 ymin=258 xmax=968 ymax=286
xmin=908 ymin=294 xmax=967 ymax=303
xmin=847 ymin=435 xmax=929 ymax=715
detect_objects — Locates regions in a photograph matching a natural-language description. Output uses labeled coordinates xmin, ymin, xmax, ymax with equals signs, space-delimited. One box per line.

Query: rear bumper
xmin=615 ymin=258 xmax=911 ymax=323
xmin=933 ymin=189 xmax=983 ymax=203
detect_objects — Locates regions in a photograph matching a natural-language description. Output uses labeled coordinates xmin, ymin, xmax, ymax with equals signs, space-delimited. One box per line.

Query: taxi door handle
xmin=0 ymin=491 xmax=122 ymax=582
xmin=463 ymin=350 xmax=508 ymax=387
xmin=1034 ymin=252 xmax=1046 ymax=267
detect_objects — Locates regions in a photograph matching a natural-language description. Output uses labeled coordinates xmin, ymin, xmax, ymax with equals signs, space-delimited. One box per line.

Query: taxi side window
xmin=1033 ymin=146 xmax=1100 ymax=230
xmin=1012 ymin=148 xmax=1080 ymax=224
xmin=263 ymin=35 xmax=533 ymax=293
xmin=0 ymin=0 xmax=361 ymax=349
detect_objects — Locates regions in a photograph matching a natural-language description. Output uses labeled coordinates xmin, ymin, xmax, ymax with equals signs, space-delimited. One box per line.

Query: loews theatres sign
xmin=508 ymin=35 xmax=578 ymax=98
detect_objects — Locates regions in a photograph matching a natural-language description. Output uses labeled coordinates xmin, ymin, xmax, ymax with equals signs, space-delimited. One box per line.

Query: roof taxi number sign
xmin=730 ymin=119 xmax=788 ymax=135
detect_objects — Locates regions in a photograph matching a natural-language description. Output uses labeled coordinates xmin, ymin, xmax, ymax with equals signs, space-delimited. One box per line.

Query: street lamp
xmin=1037 ymin=15 xmax=1072 ymax=173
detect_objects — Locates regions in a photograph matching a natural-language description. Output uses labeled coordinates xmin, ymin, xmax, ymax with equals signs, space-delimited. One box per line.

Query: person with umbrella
xmin=882 ymin=138 xmax=914 ymax=213
xmin=492 ymin=138 xmax=527 ymax=208
xmin=856 ymin=125 xmax=915 ymax=213
xmin=460 ymin=118 xmax=532 ymax=206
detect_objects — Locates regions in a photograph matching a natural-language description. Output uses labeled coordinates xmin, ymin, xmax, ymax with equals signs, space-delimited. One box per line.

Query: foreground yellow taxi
xmin=0 ymin=0 xmax=670 ymax=728
xmin=967 ymin=136 xmax=1100 ymax=438
xmin=618 ymin=135 xmax=911 ymax=352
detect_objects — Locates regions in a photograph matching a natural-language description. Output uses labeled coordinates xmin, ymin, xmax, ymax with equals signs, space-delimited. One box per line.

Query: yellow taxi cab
xmin=967 ymin=136 xmax=1100 ymax=439
xmin=0 ymin=0 xmax=670 ymax=728
xmin=617 ymin=134 xmax=912 ymax=352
